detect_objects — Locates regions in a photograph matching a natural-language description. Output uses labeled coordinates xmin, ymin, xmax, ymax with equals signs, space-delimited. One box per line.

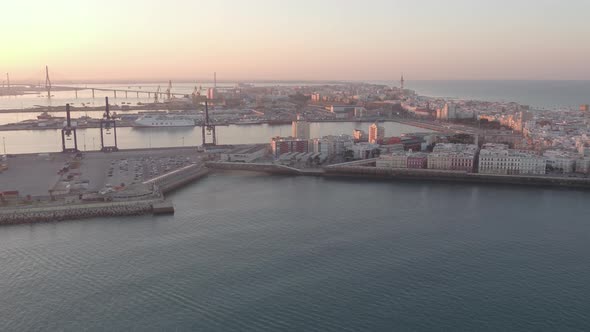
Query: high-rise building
xmin=353 ymin=129 xmax=367 ymax=142
xmin=207 ymin=88 xmax=216 ymax=100
xmin=292 ymin=114 xmax=310 ymax=139
xmin=369 ymin=122 xmax=385 ymax=144
xmin=436 ymin=103 xmax=457 ymax=120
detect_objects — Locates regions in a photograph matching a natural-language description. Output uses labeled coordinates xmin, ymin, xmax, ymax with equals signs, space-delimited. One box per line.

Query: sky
xmin=2 ymin=0 xmax=590 ymax=82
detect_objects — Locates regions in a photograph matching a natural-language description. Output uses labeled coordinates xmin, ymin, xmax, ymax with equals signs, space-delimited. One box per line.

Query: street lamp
xmin=2 ymin=137 xmax=6 ymax=155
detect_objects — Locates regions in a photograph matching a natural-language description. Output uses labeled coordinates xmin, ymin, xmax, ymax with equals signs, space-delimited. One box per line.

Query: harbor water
xmin=0 ymin=122 xmax=431 ymax=155
xmin=1 ymin=173 xmax=590 ymax=331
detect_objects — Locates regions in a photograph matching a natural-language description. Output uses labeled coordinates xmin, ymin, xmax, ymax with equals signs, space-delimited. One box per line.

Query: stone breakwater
xmin=0 ymin=201 xmax=154 ymax=225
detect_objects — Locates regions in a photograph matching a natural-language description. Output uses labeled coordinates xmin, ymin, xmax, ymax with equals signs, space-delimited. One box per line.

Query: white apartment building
xmin=543 ymin=150 xmax=577 ymax=174
xmin=376 ymin=152 xmax=408 ymax=168
xmin=312 ymin=135 xmax=353 ymax=157
xmin=479 ymin=144 xmax=546 ymax=175
xmin=349 ymin=143 xmax=380 ymax=160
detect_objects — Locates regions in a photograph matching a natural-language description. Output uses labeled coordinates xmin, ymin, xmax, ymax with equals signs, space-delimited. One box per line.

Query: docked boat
xmin=134 ymin=115 xmax=195 ymax=127
xmin=37 ymin=111 xmax=53 ymax=120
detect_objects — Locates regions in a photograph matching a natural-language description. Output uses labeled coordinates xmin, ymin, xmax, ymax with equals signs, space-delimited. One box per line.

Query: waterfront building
xmin=575 ymin=158 xmax=590 ymax=174
xmin=312 ymin=135 xmax=353 ymax=158
xmin=428 ymin=143 xmax=478 ymax=172
xmin=376 ymin=151 xmax=408 ymax=168
xmin=407 ymin=153 xmax=428 ymax=169
xmin=478 ymin=144 xmax=546 ymax=175
xmin=543 ymin=150 xmax=577 ymax=173
xmin=349 ymin=143 xmax=380 ymax=160
xmin=270 ymin=136 xmax=309 ymax=158
xmin=578 ymin=144 xmax=590 ymax=157
xmin=292 ymin=114 xmax=310 ymax=139
xmin=369 ymin=122 xmax=385 ymax=144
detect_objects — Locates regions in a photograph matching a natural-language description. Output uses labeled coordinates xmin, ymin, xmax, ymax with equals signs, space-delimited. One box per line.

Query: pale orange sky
xmin=2 ymin=0 xmax=590 ymax=82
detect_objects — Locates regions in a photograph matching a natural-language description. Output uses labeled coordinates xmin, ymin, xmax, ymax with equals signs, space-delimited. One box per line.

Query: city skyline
xmin=3 ymin=0 xmax=590 ymax=82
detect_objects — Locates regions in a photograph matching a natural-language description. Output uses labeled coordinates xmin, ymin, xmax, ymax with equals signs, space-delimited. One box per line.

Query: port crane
xmin=61 ymin=104 xmax=79 ymax=153
xmin=166 ymin=80 xmax=172 ymax=100
xmin=100 ymin=97 xmax=119 ymax=152
xmin=154 ymin=85 xmax=161 ymax=103
xmin=201 ymin=99 xmax=217 ymax=147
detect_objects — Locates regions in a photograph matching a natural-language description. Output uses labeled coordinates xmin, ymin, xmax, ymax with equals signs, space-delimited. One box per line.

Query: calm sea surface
xmin=1 ymin=173 xmax=590 ymax=331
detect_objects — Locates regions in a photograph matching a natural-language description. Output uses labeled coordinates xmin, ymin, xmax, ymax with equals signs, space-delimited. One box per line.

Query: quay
xmin=0 ymin=147 xmax=212 ymax=225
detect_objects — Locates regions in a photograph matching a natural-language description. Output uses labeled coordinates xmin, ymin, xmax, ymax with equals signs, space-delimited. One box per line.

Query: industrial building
xmin=219 ymin=145 xmax=268 ymax=163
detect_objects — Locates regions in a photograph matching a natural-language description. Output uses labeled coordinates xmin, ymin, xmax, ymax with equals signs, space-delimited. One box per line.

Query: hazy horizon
xmin=3 ymin=0 xmax=590 ymax=82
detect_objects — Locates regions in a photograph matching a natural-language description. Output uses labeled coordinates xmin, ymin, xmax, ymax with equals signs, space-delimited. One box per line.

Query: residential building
xmin=270 ymin=137 xmax=310 ymax=158
xmin=543 ymin=150 xmax=577 ymax=173
xmin=478 ymin=144 xmax=546 ymax=175
xmin=407 ymin=153 xmax=428 ymax=169
xmin=292 ymin=114 xmax=310 ymax=139
xmin=376 ymin=151 xmax=408 ymax=168
xmin=369 ymin=122 xmax=385 ymax=144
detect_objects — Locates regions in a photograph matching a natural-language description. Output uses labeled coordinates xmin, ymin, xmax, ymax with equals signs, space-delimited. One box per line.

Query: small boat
xmin=37 ymin=112 xmax=53 ymax=120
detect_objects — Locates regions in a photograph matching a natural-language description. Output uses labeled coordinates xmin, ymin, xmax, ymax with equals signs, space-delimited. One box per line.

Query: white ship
xmin=134 ymin=115 xmax=195 ymax=127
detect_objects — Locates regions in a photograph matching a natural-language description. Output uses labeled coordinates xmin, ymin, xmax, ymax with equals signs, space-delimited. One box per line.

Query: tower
xmin=400 ymin=74 xmax=404 ymax=90
xmin=45 ymin=65 xmax=52 ymax=99
xmin=166 ymin=80 xmax=172 ymax=100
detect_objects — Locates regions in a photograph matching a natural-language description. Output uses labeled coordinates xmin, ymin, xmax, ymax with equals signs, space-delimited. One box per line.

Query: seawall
xmin=324 ymin=166 xmax=590 ymax=189
xmin=206 ymin=161 xmax=590 ymax=190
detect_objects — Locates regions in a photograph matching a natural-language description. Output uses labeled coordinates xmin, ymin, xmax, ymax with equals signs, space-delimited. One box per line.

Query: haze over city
xmin=3 ymin=0 xmax=590 ymax=81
